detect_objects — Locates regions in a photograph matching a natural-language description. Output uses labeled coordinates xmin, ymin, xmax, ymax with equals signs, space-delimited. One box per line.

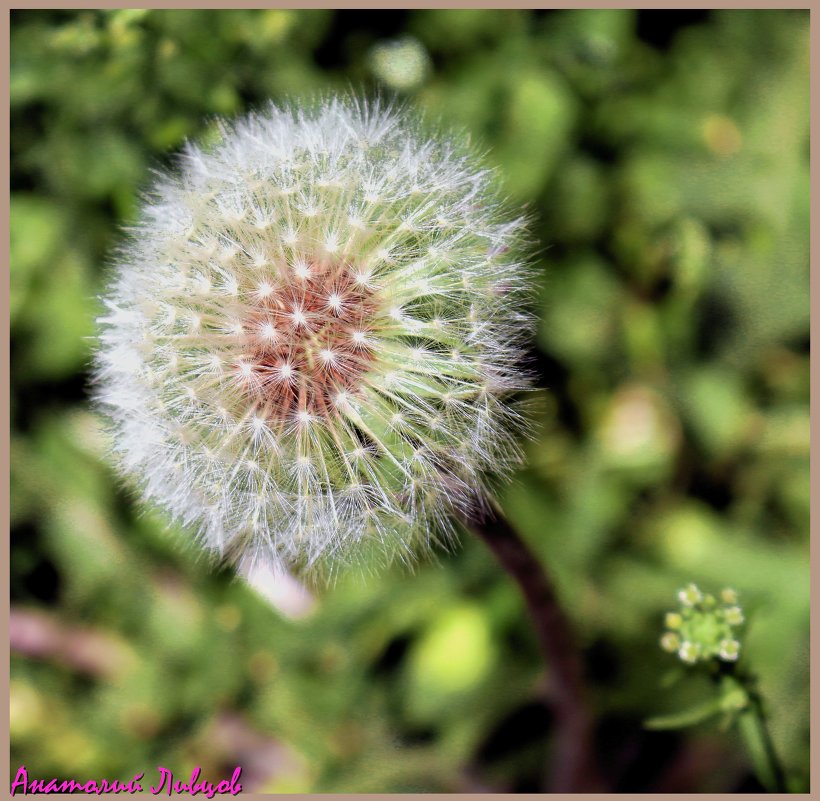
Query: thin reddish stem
xmin=470 ymin=508 xmax=602 ymax=793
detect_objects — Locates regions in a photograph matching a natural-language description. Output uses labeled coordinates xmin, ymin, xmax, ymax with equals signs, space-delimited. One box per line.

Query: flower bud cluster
xmin=660 ymin=584 xmax=744 ymax=665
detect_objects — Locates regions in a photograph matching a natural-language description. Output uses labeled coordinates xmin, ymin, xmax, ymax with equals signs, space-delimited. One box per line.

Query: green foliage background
xmin=10 ymin=9 xmax=809 ymax=793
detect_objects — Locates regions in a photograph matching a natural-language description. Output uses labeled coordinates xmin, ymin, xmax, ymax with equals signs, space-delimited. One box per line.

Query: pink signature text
xmin=10 ymin=765 xmax=243 ymax=797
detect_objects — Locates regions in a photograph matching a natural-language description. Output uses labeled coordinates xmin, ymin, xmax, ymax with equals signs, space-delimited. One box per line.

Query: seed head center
xmin=236 ymin=262 xmax=376 ymax=422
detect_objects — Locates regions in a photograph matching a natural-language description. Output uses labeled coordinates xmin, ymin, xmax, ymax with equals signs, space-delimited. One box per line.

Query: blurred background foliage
xmin=10 ymin=9 xmax=809 ymax=793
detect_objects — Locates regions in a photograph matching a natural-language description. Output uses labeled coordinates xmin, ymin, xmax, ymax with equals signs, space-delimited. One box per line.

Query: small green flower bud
xmin=723 ymin=606 xmax=744 ymax=626
xmin=665 ymin=612 xmax=683 ymax=630
xmin=678 ymin=641 xmax=701 ymax=664
xmin=720 ymin=588 xmax=738 ymax=605
xmin=661 ymin=632 xmax=681 ymax=653
xmin=719 ymin=639 xmax=741 ymax=662
xmin=678 ymin=583 xmax=703 ymax=607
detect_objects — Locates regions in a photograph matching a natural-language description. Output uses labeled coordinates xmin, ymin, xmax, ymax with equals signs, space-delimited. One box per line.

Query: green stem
xmin=723 ymin=674 xmax=787 ymax=792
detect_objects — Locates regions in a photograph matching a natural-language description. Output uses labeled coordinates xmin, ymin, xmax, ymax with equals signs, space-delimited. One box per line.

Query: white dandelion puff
xmin=94 ymin=96 xmax=535 ymax=581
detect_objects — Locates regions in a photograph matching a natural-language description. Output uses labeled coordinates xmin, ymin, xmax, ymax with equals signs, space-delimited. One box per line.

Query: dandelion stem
xmin=470 ymin=507 xmax=601 ymax=793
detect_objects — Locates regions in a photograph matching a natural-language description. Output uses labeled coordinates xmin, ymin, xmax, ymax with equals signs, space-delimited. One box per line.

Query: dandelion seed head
xmin=95 ymin=96 xmax=535 ymax=581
